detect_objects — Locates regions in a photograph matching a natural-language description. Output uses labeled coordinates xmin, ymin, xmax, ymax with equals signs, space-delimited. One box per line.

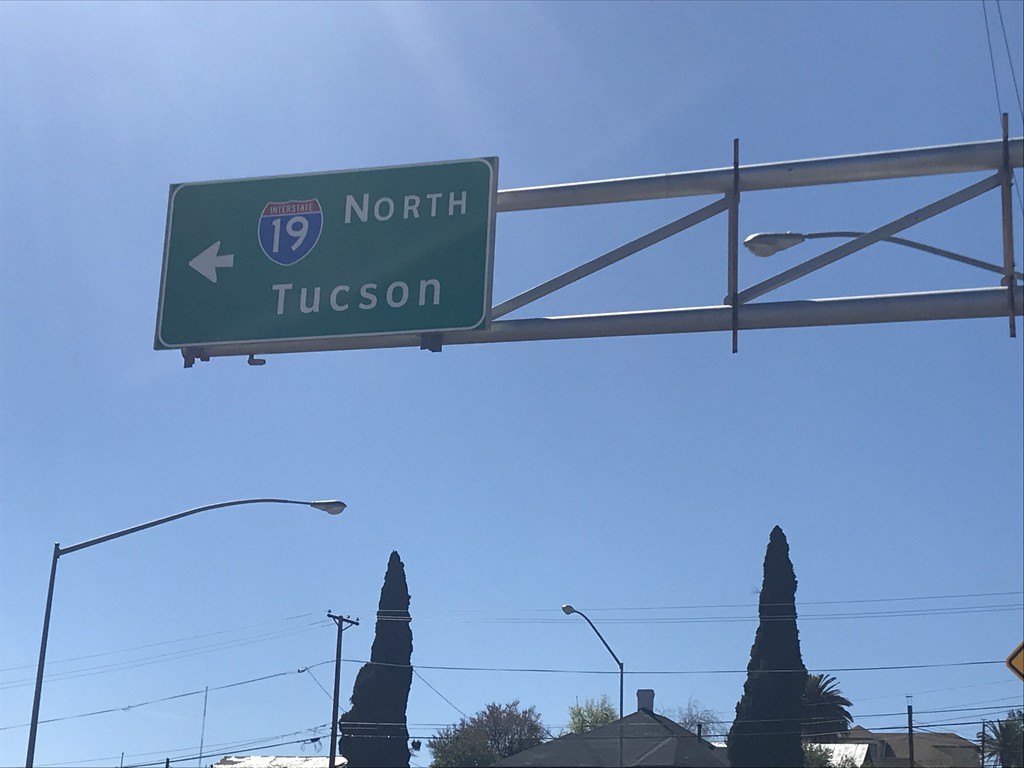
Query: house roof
xmin=211 ymin=757 xmax=344 ymax=767
xmin=845 ymin=726 xmax=980 ymax=767
xmin=494 ymin=709 xmax=730 ymax=767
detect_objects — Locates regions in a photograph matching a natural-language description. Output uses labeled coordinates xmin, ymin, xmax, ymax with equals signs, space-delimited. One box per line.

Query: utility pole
xmin=907 ymin=697 xmax=915 ymax=768
xmin=328 ymin=611 xmax=359 ymax=768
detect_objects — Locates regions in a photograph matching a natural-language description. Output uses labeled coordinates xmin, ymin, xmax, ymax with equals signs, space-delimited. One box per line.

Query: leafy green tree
xmin=728 ymin=526 xmax=808 ymax=768
xmin=427 ymin=727 xmax=494 ymax=768
xmin=566 ymin=694 xmax=617 ymax=734
xmin=801 ymin=673 xmax=853 ymax=742
xmin=803 ymin=742 xmax=833 ymax=768
xmin=428 ymin=701 xmax=546 ymax=768
xmin=339 ymin=551 xmax=414 ymax=767
xmin=978 ymin=709 xmax=1024 ymax=768
xmin=802 ymin=742 xmax=858 ymax=768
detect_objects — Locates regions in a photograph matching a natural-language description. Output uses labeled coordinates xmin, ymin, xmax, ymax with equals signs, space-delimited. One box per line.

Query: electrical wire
xmin=0 ymin=612 xmax=324 ymax=674
xmin=2 ymin=656 xmax=1008 ymax=735
xmin=50 ymin=701 xmax=1024 ymax=768
xmin=0 ymin=670 xmax=295 ymax=732
xmin=982 ymin=0 xmax=1024 ymax=215
xmin=570 ymin=590 xmax=1024 ymax=612
xmin=8 ymin=592 xmax=1016 ymax=692
xmin=983 ymin=0 xmax=1006 ymax=120
xmin=413 ymin=669 xmax=469 ymax=719
xmin=0 ymin=621 xmax=332 ymax=690
xmin=300 ymin=666 xmax=334 ymax=701
xmin=994 ymin=0 xmax=1024 ymax=121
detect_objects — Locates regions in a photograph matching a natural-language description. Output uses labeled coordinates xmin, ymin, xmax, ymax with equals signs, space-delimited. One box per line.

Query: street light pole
xmin=25 ymin=497 xmax=347 ymax=768
xmin=562 ymin=604 xmax=624 ymax=768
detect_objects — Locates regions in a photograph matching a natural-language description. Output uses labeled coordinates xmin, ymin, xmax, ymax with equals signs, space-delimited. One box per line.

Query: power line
xmin=8 ymin=594 xmax=1016 ymax=693
xmin=571 ymin=591 xmax=1024 ymax=612
xmin=43 ymin=723 xmax=333 ymax=767
xmin=994 ymin=0 xmax=1024 ymax=121
xmin=981 ymin=0 xmax=1024 ymax=214
xmin=48 ymin=700 xmax=1024 ymax=766
xmin=983 ymin=0 xmax=1006 ymax=120
xmin=0 ymin=613 xmax=325 ymax=674
xmin=0 ymin=670 xmax=296 ymax=732
xmin=0 ymin=621 xmax=332 ymax=690
xmin=3 ymin=657 xmax=1007 ymax=734
xmin=413 ymin=669 xmax=469 ymax=719
xmin=405 ymin=659 xmax=1004 ymax=676
xmin=6 ymin=591 xmax=1018 ymax=682
xmin=300 ymin=666 xmax=334 ymax=701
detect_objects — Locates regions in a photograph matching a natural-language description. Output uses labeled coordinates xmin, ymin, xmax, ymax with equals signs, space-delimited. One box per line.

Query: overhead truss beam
xmin=183 ymin=135 xmax=1023 ymax=365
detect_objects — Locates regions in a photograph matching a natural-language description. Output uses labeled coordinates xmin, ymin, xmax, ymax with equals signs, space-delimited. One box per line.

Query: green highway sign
xmin=155 ymin=158 xmax=497 ymax=351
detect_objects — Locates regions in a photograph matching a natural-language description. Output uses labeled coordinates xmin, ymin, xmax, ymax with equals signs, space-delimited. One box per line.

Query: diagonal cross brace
xmin=734 ymin=173 xmax=1003 ymax=304
xmin=491 ymin=195 xmax=731 ymax=319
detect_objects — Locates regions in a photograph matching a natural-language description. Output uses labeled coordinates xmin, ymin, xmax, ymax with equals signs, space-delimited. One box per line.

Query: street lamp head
xmin=561 ymin=604 xmax=576 ymax=615
xmin=743 ymin=232 xmax=807 ymax=257
xmin=311 ymin=500 xmax=347 ymax=515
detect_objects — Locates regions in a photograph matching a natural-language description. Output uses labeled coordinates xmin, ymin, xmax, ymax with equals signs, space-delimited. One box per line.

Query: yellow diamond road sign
xmin=1009 ymin=641 xmax=1024 ymax=681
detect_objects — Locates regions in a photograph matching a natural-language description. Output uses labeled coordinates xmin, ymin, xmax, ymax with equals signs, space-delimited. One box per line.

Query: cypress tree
xmin=728 ymin=526 xmax=808 ymax=767
xmin=340 ymin=551 xmax=413 ymax=767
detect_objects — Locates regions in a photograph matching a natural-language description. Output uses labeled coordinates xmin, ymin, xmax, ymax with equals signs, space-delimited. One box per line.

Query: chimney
xmin=637 ymin=688 xmax=655 ymax=712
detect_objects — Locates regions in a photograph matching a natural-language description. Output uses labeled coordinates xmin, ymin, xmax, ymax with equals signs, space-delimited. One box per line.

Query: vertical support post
xmin=618 ymin=662 xmax=624 ymax=768
xmin=907 ymin=699 xmax=915 ymax=767
xmin=26 ymin=543 xmax=61 ymax=768
xmin=728 ymin=138 xmax=741 ymax=353
xmin=197 ymin=686 xmax=208 ymax=768
xmin=1000 ymin=113 xmax=1016 ymax=338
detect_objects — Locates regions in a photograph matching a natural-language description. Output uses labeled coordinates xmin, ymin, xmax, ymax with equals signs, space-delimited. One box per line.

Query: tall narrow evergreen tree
xmin=728 ymin=526 xmax=808 ymax=768
xmin=340 ymin=551 xmax=414 ymax=767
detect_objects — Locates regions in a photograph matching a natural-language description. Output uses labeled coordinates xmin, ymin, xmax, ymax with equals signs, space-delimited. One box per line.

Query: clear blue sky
xmin=1 ymin=1 xmax=1022 ymax=766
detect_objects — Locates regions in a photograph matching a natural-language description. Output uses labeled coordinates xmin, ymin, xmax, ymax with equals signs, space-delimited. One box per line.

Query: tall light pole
xmin=562 ymin=604 xmax=624 ymax=768
xmin=26 ymin=497 xmax=347 ymax=768
xmin=743 ymin=230 xmax=1023 ymax=283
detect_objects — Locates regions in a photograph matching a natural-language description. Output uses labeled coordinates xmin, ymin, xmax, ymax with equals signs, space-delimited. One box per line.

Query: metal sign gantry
xmin=177 ymin=121 xmax=1022 ymax=366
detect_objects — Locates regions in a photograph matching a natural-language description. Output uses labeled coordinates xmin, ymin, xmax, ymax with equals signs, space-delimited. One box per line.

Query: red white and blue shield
xmin=258 ymin=199 xmax=323 ymax=266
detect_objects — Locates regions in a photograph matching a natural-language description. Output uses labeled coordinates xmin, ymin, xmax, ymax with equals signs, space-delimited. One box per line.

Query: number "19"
xmin=269 ymin=216 xmax=309 ymax=253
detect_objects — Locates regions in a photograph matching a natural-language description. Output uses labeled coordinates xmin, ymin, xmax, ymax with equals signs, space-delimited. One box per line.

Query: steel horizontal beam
xmin=497 ymin=138 xmax=1024 ymax=211
xmin=185 ymin=287 xmax=1023 ymax=362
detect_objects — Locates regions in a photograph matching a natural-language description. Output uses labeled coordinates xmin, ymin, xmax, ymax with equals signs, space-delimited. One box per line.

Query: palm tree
xmin=801 ymin=673 xmax=853 ymax=742
xmin=977 ymin=710 xmax=1024 ymax=768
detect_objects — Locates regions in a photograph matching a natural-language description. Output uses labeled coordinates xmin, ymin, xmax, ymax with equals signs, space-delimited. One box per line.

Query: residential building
xmin=495 ymin=689 xmax=730 ymax=767
xmin=841 ymin=725 xmax=981 ymax=767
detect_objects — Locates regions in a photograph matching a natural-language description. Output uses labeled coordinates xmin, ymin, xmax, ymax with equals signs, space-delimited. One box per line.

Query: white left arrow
xmin=189 ymin=241 xmax=234 ymax=283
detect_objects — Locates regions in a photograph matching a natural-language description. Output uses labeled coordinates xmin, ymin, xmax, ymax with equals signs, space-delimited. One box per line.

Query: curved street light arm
xmin=799 ymin=232 xmax=1023 ymax=281
xmin=59 ymin=498 xmax=337 ymax=556
xmin=26 ymin=496 xmax=344 ymax=768
xmin=571 ymin=608 xmax=623 ymax=671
